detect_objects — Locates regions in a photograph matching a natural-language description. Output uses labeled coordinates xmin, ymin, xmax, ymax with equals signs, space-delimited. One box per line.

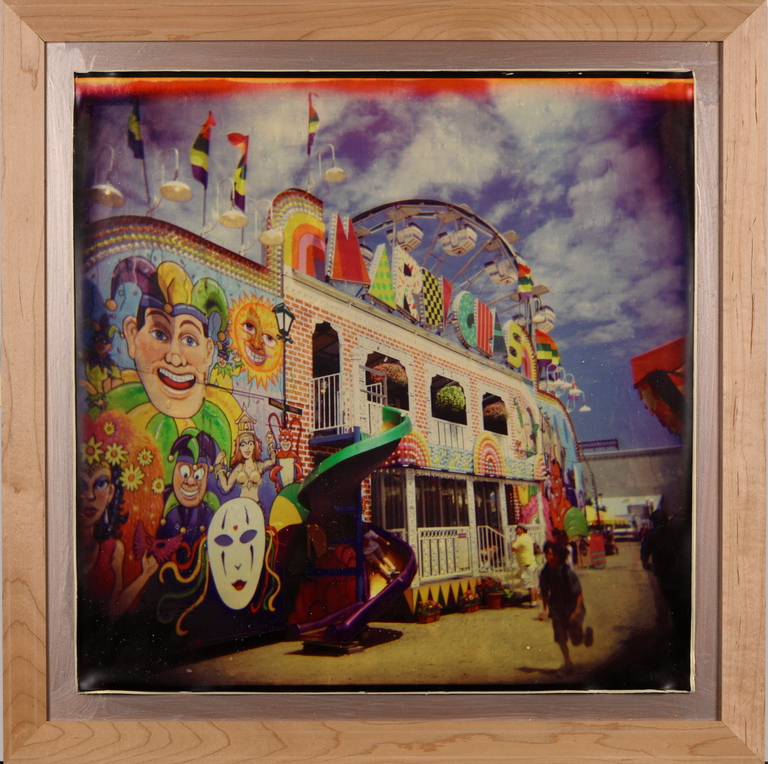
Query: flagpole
xmin=203 ymin=126 xmax=210 ymax=230
xmin=141 ymin=153 xmax=151 ymax=206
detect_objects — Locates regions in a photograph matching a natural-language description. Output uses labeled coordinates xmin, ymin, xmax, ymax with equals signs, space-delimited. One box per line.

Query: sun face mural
xmin=229 ymin=295 xmax=283 ymax=388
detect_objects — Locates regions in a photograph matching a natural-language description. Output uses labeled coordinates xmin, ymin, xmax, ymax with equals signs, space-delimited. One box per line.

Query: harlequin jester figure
xmin=157 ymin=429 xmax=219 ymax=547
xmin=102 ymin=256 xmax=241 ymax=482
xmin=208 ymin=339 xmax=244 ymax=392
xmin=80 ymin=313 xmax=123 ymax=414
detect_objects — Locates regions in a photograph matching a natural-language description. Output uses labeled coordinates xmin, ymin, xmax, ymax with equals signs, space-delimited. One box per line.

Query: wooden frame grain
xmin=2 ymin=3 xmax=765 ymax=763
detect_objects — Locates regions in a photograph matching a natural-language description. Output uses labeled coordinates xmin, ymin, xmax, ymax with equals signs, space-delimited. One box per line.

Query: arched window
xmin=482 ymin=393 xmax=508 ymax=436
xmin=313 ymin=322 xmax=340 ymax=378
xmin=430 ymin=375 xmax=467 ymax=425
xmin=366 ymin=352 xmax=409 ymax=411
xmin=313 ymin=322 xmax=341 ymax=433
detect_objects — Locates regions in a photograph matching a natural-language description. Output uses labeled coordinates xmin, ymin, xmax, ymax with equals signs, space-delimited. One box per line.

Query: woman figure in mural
xmin=215 ymin=428 xmax=277 ymax=505
xmin=97 ymin=256 xmax=241 ymax=481
xmin=77 ymin=412 xmax=165 ymax=621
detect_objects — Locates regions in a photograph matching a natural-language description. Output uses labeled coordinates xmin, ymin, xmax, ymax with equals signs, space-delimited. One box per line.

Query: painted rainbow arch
xmin=384 ymin=429 xmax=431 ymax=468
xmin=473 ymin=432 xmax=504 ymax=477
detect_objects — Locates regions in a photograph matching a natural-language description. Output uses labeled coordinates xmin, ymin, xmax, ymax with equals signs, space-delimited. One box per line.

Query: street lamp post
xmin=273 ymin=303 xmax=296 ymax=427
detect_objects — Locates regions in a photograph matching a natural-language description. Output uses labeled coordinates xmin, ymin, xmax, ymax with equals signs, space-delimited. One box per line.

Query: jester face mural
xmin=229 ymin=296 xmax=283 ymax=388
xmin=207 ymin=498 xmax=266 ymax=610
xmin=124 ymin=308 xmax=215 ymax=420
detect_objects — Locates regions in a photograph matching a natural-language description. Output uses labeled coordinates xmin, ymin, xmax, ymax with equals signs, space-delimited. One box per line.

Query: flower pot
xmin=486 ymin=592 xmax=503 ymax=610
xmin=460 ymin=603 xmax=480 ymax=614
xmin=417 ymin=613 xmax=441 ymax=624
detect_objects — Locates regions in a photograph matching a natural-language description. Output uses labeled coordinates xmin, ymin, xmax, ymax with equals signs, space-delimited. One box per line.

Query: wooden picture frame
xmin=2 ymin=3 xmax=765 ymax=763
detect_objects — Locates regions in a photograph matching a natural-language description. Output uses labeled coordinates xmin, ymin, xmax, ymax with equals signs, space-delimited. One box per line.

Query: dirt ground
xmin=157 ymin=541 xmax=686 ymax=691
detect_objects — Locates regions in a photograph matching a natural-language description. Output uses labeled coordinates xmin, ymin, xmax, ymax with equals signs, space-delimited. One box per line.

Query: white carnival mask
xmin=207 ymin=498 xmax=266 ymax=610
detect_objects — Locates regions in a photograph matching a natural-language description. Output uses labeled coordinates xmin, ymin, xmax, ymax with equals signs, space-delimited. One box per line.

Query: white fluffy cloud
xmin=82 ymin=78 xmax=689 ymax=354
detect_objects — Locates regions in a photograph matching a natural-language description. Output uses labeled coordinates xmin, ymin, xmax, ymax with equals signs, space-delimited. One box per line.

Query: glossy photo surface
xmin=74 ymin=73 xmax=694 ymax=692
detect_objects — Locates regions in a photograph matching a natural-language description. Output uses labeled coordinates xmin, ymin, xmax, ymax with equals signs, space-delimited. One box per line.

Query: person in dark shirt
xmin=641 ymin=509 xmax=691 ymax=654
xmin=538 ymin=541 xmax=593 ymax=673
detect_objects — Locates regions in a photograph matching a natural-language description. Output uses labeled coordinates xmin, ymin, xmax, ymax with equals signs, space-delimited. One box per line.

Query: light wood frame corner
xmin=2 ymin=2 xmax=766 ymax=762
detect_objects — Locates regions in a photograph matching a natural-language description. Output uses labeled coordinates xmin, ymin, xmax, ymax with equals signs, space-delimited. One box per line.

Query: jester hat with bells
xmin=105 ymin=256 xmax=230 ymax=421
xmin=105 ymin=256 xmax=228 ymax=342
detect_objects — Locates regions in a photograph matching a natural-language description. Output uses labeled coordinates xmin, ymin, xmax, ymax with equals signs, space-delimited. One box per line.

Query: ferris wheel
xmin=351 ymin=198 xmax=550 ymax=327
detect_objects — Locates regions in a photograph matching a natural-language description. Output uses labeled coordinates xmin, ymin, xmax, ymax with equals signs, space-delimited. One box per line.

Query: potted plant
xmin=415 ymin=599 xmax=443 ymax=624
xmin=371 ymin=361 xmax=408 ymax=390
xmin=459 ymin=587 xmax=480 ymax=614
xmin=435 ymin=384 xmax=466 ymax=414
xmin=482 ymin=577 xmax=504 ymax=610
xmin=483 ymin=400 xmax=508 ymax=435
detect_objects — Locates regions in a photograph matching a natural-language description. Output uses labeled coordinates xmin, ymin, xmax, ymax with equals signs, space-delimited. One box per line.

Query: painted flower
xmin=102 ymin=421 xmax=116 ymax=436
xmin=119 ymin=463 xmax=144 ymax=492
xmin=137 ymin=448 xmax=154 ymax=467
xmin=151 ymin=477 xmax=164 ymax=494
xmin=82 ymin=436 xmax=104 ymax=466
xmin=104 ymin=442 xmax=128 ymax=466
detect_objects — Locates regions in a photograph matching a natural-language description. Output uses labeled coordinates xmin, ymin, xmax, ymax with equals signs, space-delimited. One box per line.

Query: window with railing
xmin=313 ymin=322 xmax=342 ymax=434
xmin=361 ymin=366 xmax=386 ymax=435
xmin=430 ymin=375 xmax=467 ymax=449
xmin=313 ymin=373 xmax=342 ymax=433
xmin=366 ymin=353 xmax=409 ymax=410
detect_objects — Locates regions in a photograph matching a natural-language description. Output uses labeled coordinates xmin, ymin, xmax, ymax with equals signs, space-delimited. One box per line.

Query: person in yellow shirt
xmin=511 ymin=524 xmax=538 ymax=607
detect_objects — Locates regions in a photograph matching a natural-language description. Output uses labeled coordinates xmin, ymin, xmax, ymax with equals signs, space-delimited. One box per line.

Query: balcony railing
xmin=434 ymin=419 xmax=466 ymax=450
xmin=417 ymin=527 xmax=472 ymax=581
xmin=477 ymin=525 xmax=508 ymax=573
xmin=313 ymin=373 xmax=342 ymax=434
xmin=362 ymin=381 xmax=384 ymax=435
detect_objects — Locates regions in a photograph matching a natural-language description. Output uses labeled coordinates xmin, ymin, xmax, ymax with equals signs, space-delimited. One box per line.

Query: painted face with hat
xmin=108 ymin=258 xmax=228 ymax=419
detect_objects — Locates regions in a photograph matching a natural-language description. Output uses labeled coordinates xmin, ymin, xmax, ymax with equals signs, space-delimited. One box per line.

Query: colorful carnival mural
xmin=73 ymin=71 xmax=693 ymax=692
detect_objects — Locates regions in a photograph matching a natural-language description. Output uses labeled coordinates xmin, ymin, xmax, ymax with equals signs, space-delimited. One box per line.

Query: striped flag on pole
xmin=227 ymin=133 xmax=248 ymax=211
xmin=127 ymin=98 xmax=144 ymax=159
xmin=517 ymin=260 xmax=532 ymax=300
xmin=536 ymin=330 xmax=559 ymax=374
xmin=307 ymin=93 xmax=320 ymax=155
xmin=190 ymin=111 xmax=216 ymax=188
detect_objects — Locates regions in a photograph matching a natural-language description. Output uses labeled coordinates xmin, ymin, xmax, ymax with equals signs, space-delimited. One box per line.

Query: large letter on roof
xmin=326 ymin=214 xmax=371 ymax=285
xmin=273 ymin=188 xmax=326 ymax=280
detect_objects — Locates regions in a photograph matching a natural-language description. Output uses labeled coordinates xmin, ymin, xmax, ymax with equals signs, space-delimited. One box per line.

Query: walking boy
xmin=538 ymin=541 xmax=594 ymax=673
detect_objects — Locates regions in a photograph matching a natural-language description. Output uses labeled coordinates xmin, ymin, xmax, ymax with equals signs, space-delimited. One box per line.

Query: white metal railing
xmin=386 ymin=528 xmax=406 ymax=542
xmin=417 ymin=527 xmax=472 ymax=581
xmin=434 ymin=419 xmax=466 ymax=450
xmin=477 ymin=524 xmax=507 ymax=573
xmin=362 ymin=381 xmax=384 ymax=435
xmin=313 ymin=373 xmax=342 ymax=433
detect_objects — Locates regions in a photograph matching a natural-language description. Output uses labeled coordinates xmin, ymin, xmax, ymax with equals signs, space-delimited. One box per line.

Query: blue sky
xmin=76 ymin=74 xmax=693 ymax=449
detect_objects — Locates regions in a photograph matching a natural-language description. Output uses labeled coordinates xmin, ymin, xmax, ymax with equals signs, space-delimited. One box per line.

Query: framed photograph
xmin=2 ymin=4 xmax=765 ymax=763
xmin=70 ymin=69 xmax=698 ymax=694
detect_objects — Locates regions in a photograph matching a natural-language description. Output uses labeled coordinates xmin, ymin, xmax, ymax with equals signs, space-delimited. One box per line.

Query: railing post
xmin=467 ymin=479 xmax=480 ymax=574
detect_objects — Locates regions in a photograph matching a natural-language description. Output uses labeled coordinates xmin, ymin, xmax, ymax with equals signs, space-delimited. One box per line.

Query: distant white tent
xmin=598 ymin=496 xmax=662 ymax=520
